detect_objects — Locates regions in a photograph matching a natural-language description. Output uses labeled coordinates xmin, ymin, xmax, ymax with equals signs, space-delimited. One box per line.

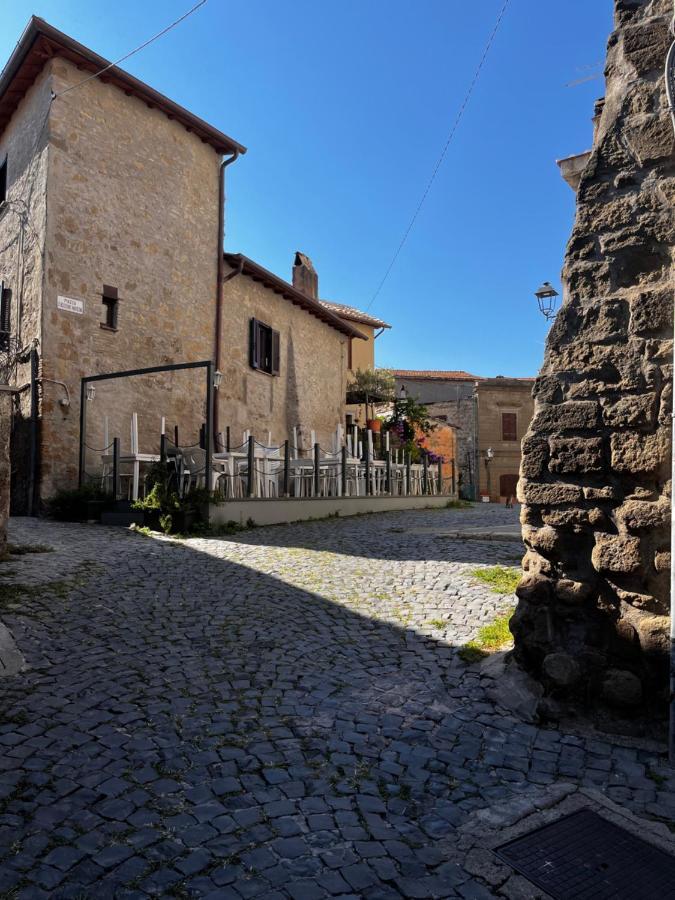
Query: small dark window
xmin=101 ymin=284 xmax=119 ymax=330
xmin=0 ymin=280 xmax=10 ymax=351
xmin=0 ymin=158 xmax=6 ymax=204
xmin=502 ymin=412 xmax=517 ymax=441
xmin=348 ymin=338 xmax=353 ymax=370
xmin=250 ymin=317 xmax=280 ymax=375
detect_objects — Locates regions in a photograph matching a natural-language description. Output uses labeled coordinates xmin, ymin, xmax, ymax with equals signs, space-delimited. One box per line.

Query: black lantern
xmin=534 ymin=282 xmax=559 ymax=321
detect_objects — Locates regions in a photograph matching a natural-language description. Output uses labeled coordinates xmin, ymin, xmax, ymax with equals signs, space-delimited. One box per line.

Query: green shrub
xmin=47 ymin=485 xmax=110 ymax=521
xmin=132 ymin=462 xmax=213 ymax=535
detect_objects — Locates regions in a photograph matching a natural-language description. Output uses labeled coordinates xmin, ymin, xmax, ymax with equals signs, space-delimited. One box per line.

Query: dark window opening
xmin=250 ymin=317 xmax=280 ymax=375
xmin=502 ymin=412 xmax=517 ymax=441
xmin=0 ymin=158 xmax=6 ymax=204
xmin=0 ymin=281 xmax=10 ymax=351
xmin=348 ymin=338 xmax=353 ymax=371
xmin=101 ymin=285 xmax=119 ymax=330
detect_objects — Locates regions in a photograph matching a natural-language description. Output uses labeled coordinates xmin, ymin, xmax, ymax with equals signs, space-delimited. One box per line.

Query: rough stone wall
xmin=419 ymin=422 xmax=458 ymax=490
xmin=426 ymin=399 xmax=477 ymax=498
xmin=220 ymin=263 xmax=348 ymax=448
xmin=0 ymin=65 xmax=51 ymax=512
xmin=40 ymin=56 xmax=222 ymax=496
xmin=394 ymin=378 xmax=478 ymax=498
xmin=0 ymin=389 xmax=11 ymax=557
xmin=513 ymin=0 xmax=674 ymax=716
xmin=476 ymin=379 xmax=534 ymax=501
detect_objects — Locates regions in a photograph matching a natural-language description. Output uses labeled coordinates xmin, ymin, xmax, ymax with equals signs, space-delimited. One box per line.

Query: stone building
xmin=319 ymin=300 xmax=390 ymax=378
xmin=393 ymin=370 xmax=480 ymax=498
xmin=220 ymin=253 xmax=362 ymax=448
xmin=514 ymin=0 xmax=674 ymax=717
xmin=0 ymin=387 xmax=11 ymax=556
xmin=476 ymin=377 xmax=534 ymax=502
xmin=317 ymin=282 xmax=391 ymax=428
xmin=0 ymin=18 xmax=362 ymax=510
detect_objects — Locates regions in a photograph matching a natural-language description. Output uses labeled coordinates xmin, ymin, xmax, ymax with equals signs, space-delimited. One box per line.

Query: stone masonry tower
xmin=513 ymin=0 xmax=674 ymax=717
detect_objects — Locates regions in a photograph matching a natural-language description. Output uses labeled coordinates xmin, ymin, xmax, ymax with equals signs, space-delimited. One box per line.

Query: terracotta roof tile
xmin=0 ymin=17 xmax=246 ymax=155
xmin=319 ymin=301 xmax=391 ymax=329
xmin=392 ymin=370 xmax=481 ymax=381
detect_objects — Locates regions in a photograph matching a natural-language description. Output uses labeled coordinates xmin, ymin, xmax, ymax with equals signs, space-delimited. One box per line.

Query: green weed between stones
xmin=6 ymin=544 xmax=53 ymax=556
xmin=131 ymin=519 xmax=255 ymax=540
xmin=0 ymin=561 xmax=98 ymax=609
xmin=470 ymin=565 xmax=520 ymax=594
xmin=459 ymin=609 xmax=515 ymax=664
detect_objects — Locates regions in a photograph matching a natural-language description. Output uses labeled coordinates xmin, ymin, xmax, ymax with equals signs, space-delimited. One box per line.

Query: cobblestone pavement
xmin=0 ymin=505 xmax=673 ymax=899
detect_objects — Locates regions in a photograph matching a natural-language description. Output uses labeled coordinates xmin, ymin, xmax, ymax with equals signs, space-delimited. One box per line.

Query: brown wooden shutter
xmin=271 ymin=330 xmax=280 ymax=375
xmin=249 ymin=318 xmax=259 ymax=369
xmin=0 ymin=281 xmax=9 ymax=350
xmin=502 ymin=413 xmax=517 ymax=441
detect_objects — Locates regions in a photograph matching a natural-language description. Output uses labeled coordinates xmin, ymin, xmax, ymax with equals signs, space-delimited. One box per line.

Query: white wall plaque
xmin=57 ymin=295 xmax=84 ymax=315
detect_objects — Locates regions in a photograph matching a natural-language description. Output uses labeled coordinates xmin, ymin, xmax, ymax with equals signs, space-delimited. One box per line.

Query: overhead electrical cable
xmin=365 ymin=0 xmax=511 ymax=312
xmin=54 ymin=0 xmax=208 ymax=98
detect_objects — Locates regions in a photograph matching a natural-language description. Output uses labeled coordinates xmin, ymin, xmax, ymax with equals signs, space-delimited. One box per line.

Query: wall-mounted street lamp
xmin=534 ymin=282 xmax=560 ymax=321
xmin=213 ymin=370 xmax=223 ymax=390
xmin=483 ymin=446 xmax=495 ymax=500
xmin=41 ymin=378 xmax=71 ymax=408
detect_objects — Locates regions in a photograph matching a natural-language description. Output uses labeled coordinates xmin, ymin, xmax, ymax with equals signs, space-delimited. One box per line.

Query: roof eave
xmin=224 ymin=254 xmax=367 ymax=340
xmin=0 ymin=16 xmax=247 ymax=156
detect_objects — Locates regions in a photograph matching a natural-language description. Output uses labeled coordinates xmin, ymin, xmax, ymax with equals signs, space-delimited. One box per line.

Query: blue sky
xmin=4 ymin=0 xmax=612 ymax=377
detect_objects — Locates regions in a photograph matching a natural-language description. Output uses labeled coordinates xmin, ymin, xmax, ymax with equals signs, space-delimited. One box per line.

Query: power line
xmin=54 ymin=0 xmax=208 ymax=99
xmin=365 ymin=0 xmax=511 ymax=312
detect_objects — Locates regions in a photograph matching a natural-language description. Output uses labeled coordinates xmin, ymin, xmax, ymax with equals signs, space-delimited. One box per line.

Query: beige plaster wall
xmin=220 ymin=264 xmax=348 ymax=449
xmin=41 ymin=57 xmax=221 ymax=496
xmin=349 ymin=323 xmax=375 ymax=375
xmin=477 ymin=381 xmax=534 ymax=500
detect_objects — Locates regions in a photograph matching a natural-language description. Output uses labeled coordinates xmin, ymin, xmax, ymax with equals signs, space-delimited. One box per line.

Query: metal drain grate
xmin=495 ymin=808 xmax=675 ymax=900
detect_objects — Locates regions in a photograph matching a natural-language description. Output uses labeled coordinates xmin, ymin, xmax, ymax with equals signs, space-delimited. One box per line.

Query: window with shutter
xmin=101 ymin=285 xmax=119 ymax=330
xmin=0 ymin=281 xmax=10 ymax=351
xmin=271 ymin=330 xmax=280 ymax=375
xmin=249 ymin=318 xmax=280 ymax=375
xmin=502 ymin=412 xmax=517 ymax=441
xmin=250 ymin=318 xmax=259 ymax=369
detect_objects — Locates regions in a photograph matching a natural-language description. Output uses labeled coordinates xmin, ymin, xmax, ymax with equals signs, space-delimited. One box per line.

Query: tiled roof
xmin=0 ymin=18 xmax=246 ymax=155
xmin=392 ymin=370 xmax=481 ymax=381
xmin=223 ymin=254 xmax=367 ymax=340
xmin=319 ymin=301 xmax=391 ymax=329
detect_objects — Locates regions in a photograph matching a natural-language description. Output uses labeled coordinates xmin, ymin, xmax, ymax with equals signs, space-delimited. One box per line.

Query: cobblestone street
xmin=0 ymin=505 xmax=674 ymax=899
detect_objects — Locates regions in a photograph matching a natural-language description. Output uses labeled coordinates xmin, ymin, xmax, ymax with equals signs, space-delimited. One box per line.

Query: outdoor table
xmin=102 ymin=452 xmax=160 ymax=500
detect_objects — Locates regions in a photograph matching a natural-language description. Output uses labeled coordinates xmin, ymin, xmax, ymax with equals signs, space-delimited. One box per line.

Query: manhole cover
xmin=495 ymin=808 xmax=675 ymax=900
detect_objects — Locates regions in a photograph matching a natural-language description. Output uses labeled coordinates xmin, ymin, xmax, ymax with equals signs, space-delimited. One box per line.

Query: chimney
xmin=292 ymin=252 xmax=318 ymax=299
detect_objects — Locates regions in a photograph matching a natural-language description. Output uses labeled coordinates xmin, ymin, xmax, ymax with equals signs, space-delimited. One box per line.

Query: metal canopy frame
xmin=78 ymin=360 xmax=214 ymax=495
